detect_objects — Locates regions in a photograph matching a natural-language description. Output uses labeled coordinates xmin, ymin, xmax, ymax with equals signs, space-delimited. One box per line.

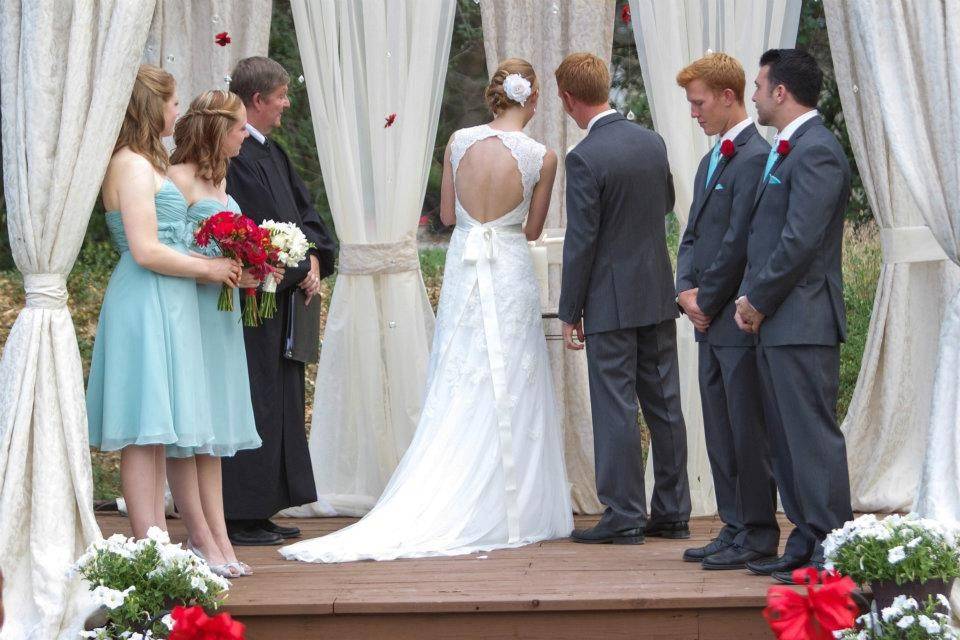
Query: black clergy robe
xmin=222 ymin=134 xmax=336 ymax=520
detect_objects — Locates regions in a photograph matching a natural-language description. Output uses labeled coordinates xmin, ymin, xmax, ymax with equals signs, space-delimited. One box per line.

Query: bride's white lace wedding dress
xmin=280 ymin=125 xmax=573 ymax=563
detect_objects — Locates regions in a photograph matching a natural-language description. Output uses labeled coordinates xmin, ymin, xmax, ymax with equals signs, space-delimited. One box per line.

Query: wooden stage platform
xmin=97 ymin=514 xmax=783 ymax=639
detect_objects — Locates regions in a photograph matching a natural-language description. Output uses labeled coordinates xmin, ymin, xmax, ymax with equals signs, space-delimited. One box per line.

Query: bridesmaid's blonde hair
xmin=171 ymin=90 xmax=245 ymax=186
xmin=115 ymin=64 xmax=175 ymax=173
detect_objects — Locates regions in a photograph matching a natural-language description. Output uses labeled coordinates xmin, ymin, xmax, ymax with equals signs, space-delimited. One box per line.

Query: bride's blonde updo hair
xmin=170 ymin=90 xmax=245 ymax=185
xmin=484 ymin=58 xmax=538 ymax=116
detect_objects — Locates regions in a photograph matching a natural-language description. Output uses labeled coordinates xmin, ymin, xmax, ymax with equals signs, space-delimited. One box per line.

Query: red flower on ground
xmin=777 ymin=139 xmax=791 ymax=155
xmin=215 ymin=31 xmax=231 ymax=47
xmin=384 ymin=113 xmax=397 ymax=128
xmin=720 ymin=138 xmax=736 ymax=158
xmin=169 ymin=605 xmax=245 ymax=640
xmin=620 ymin=4 xmax=631 ymax=25
xmin=763 ymin=568 xmax=858 ymax=640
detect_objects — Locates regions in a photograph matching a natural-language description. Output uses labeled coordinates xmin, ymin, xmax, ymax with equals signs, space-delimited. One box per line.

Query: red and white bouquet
xmin=257 ymin=220 xmax=314 ymax=319
xmin=194 ymin=212 xmax=277 ymax=326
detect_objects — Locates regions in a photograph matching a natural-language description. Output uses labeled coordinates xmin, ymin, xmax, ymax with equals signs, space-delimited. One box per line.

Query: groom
xmin=736 ymin=49 xmax=853 ymax=582
xmin=556 ymin=53 xmax=691 ymax=545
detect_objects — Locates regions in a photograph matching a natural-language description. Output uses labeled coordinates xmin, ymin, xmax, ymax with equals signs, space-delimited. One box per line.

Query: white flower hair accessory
xmin=503 ymin=73 xmax=532 ymax=106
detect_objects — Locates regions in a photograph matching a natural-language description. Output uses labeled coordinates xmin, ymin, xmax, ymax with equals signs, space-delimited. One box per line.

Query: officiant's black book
xmin=283 ymin=289 xmax=321 ymax=364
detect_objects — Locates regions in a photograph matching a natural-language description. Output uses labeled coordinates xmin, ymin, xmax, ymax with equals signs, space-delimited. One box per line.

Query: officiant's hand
xmin=562 ymin=320 xmax=585 ymax=351
xmin=300 ymin=255 xmax=323 ymax=305
xmin=678 ymin=288 xmax=711 ymax=332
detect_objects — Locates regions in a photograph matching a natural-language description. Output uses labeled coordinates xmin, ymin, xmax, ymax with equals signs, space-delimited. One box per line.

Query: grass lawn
xmin=0 ymin=222 xmax=881 ymax=501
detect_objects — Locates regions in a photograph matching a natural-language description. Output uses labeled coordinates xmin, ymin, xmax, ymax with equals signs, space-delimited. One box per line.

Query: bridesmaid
xmin=167 ymin=90 xmax=265 ymax=577
xmin=87 ymin=66 xmax=241 ymax=543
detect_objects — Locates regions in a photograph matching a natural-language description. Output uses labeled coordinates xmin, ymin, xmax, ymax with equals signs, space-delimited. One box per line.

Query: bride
xmin=281 ymin=59 xmax=573 ymax=563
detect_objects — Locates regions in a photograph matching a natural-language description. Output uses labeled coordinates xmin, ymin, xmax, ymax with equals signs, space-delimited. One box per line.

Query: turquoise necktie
xmin=761 ymin=143 xmax=779 ymax=183
xmin=705 ymin=142 xmax=722 ymax=190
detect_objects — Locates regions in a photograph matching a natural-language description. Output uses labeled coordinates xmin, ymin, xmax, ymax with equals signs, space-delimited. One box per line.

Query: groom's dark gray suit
xmin=676 ymin=123 xmax=779 ymax=555
xmin=559 ymin=113 xmax=690 ymax=531
xmin=739 ymin=114 xmax=853 ymax=563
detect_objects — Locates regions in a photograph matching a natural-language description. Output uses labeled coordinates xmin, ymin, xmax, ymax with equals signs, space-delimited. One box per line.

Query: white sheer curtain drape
xmin=0 ymin=2 xmax=155 ymax=637
xmin=823 ymin=0 xmax=960 ymax=514
xmin=143 ymin=0 xmax=272 ymax=104
xmin=480 ymin=0 xmax=614 ymax=515
xmin=286 ymin=0 xmax=455 ymax=517
xmin=628 ymin=0 xmax=802 ymax=516
xmin=820 ymin=1 xmax=960 ymax=522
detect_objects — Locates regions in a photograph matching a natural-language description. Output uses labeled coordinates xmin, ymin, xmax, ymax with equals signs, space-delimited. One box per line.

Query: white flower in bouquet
xmin=91 ymin=585 xmax=135 ymax=610
xmin=258 ymin=219 xmax=316 ymax=319
xmin=845 ymin=596 xmax=959 ymax=639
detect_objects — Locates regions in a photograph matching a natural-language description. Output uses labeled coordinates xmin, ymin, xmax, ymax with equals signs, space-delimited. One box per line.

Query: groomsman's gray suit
xmin=559 ymin=112 xmax=691 ymax=531
xmin=675 ymin=124 xmax=779 ymax=555
xmin=739 ymin=114 xmax=853 ymax=563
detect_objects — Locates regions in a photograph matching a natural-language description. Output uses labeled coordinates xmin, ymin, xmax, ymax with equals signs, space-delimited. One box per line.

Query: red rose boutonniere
xmin=719 ymin=139 xmax=736 ymax=159
xmin=620 ymin=5 xmax=631 ymax=25
xmin=776 ymin=139 xmax=791 ymax=156
xmin=215 ymin=32 xmax=231 ymax=47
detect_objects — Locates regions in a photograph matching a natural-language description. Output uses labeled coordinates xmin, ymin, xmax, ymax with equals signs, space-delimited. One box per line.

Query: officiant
xmin=222 ymin=56 xmax=336 ymax=546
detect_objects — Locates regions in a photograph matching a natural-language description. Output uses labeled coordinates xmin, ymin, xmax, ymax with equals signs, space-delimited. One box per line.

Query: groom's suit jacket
xmin=559 ymin=113 xmax=678 ymax=334
xmin=676 ymin=124 xmax=769 ymax=347
xmin=739 ymin=116 xmax=850 ymax=346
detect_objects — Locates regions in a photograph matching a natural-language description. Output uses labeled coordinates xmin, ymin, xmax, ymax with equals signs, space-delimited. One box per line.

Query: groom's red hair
xmin=555 ymin=53 xmax=610 ymax=106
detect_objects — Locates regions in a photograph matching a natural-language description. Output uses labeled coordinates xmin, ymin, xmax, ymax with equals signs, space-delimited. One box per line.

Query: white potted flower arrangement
xmin=73 ymin=527 xmax=231 ymax=639
xmin=824 ymin=514 xmax=960 ymax=610
xmin=835 ymin=595 xmax=959 ymax=640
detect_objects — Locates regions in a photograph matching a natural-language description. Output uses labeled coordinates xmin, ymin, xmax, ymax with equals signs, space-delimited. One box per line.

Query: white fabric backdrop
xmin=480 ymin=0 xmax=614 ymax=515
xmin=824 ymin=0 xmax=960 ymax=513
xmin=0 ymin=2 xmax=156 ymax=637
xmin=143 ymin=0 xmax=272 ymax=108
xmin=820 ymin=0 xmax=960 ymax=522
xmin=628 ymin=0 xmax=802 ymax=516
xmin=286 ymin=0 xmax=455 ymax=517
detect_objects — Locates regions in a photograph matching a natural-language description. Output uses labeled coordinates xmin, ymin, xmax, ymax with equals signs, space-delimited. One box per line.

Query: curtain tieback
xmin=24 ymin=273 xmax=69 ymax=310
xmin=338 ymin=232 xmax=421 ymax=275
xmin=880 ymin=226 xmax=949 ymax=264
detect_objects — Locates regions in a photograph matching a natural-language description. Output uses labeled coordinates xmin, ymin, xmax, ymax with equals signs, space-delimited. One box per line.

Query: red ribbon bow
xmin=777 ymin=139 xmax=791 ymax=155
xmin=763 ymin=568 xmax=858 ymax=640
xmin=720 ymin=138 xmax=736 ymax=158
xmin=169 ymin=605 xmax=246 ymax=640
xmin=215 ymin=32 xmax=231 ymax=47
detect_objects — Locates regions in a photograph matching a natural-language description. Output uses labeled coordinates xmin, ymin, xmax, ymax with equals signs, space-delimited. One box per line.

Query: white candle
xmin=530 ymin=244 xmax=549 ymax=310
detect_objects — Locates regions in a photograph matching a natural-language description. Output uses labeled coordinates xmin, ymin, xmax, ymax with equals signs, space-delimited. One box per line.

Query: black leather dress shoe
xmin=702 ymin=545 xmax=776 ymax=570
xmin=771 ymin=562 xmax=826 ymax=585
xmin=227 ymin=523 xmax=283 ymax=546
xmin=682 ymin=538 xmax=731 ymax=562
xmin=643 ymin=520 xmax=690 ymax=539
xmin=745 ymin=554 xmax=808 ymax=576
xmin=571 ymin=524 xmax=644 ymax=545
xmin=256 ymin=519 xmax=301 ymax=539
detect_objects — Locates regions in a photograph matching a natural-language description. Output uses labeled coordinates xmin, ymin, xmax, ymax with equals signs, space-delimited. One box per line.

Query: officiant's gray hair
xmin=229 ymin=56 xmax=290 ymax=105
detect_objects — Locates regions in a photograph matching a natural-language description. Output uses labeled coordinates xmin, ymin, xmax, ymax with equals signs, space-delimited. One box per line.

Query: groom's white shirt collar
xmin=776 ymin=109 xmax=818 ymax=143
xmin=245 ymin=123 xmax=266 ymax=144
xmin=718 ymin=117 xmax=755 ymax=145
xmin=587 ymin=108 xmax=618 ymax=132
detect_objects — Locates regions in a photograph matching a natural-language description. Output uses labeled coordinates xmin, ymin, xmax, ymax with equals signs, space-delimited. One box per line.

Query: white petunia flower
xmin=146 ymin=526 xmax=170 ymax=545
xmin=887 ymin=545 xmax=906 ymax=563
xmin=896 ymin=614 xmax=916 ymax=629
xmin=918 ymin=614 xmax=942 ymax=633
xmin=190 ymin=575 xmax=209 ymax=593
xmin=162 ymin=613 xmax=176 ymax=630
xmin=906 ymin=536 xmax=923 ymax=548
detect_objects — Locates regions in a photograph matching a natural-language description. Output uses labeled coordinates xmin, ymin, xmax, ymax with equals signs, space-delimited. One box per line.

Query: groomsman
xmin=735 ymin=49 xmax=853 ymax=582
xmin=557 ymin=53 xmax=690 ymax=544
xmin=222 ymin=57 xmax=336 ymax=545
xmin=674 ymin=53 xmax=779 ymax=569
